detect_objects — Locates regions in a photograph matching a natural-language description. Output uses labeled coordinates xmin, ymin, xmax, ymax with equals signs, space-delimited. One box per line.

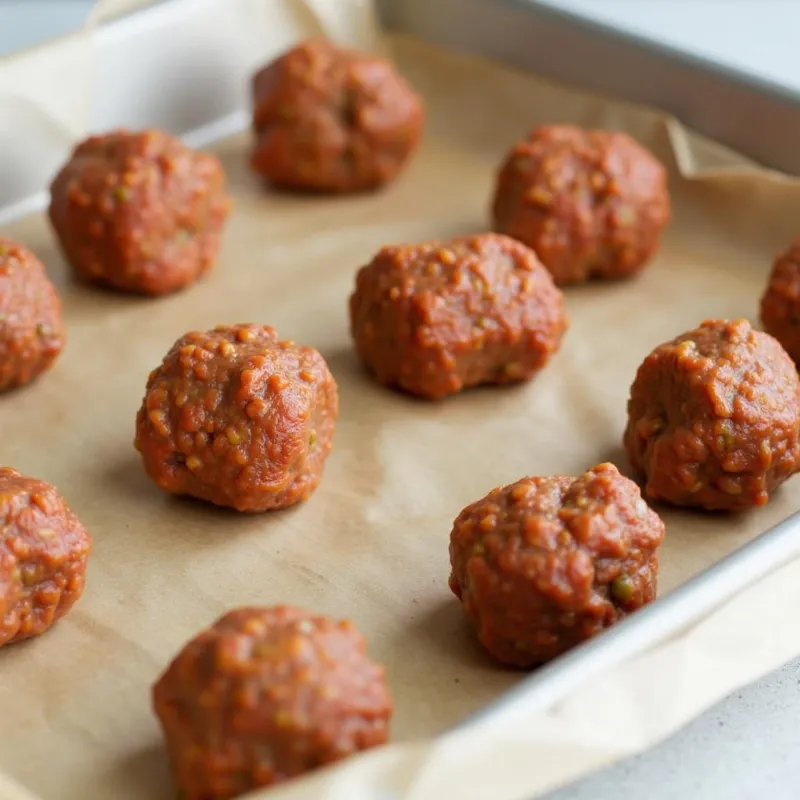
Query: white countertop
xmin=0 ymin=1 xmax=798 ymax=799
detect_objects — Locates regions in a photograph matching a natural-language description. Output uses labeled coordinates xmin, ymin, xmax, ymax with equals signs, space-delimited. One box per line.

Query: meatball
xmin=761 ymin=238 xmax=800 ymax=364
xmin=135 ymin=324 xmax=338 ymax=512
xmin=491 ymin=125 xmax=671 ymax=285
xmin=349 ymin=233 xmax=568 ymax=400
xmin=250 ymin=38 xmax=424 ymax=193
xmin=48 ymin=128 xmax=231 ymax=295
xmin=624 ymin=318 xmax=800 ymax=511
xmin=0 ymin=238 xmax=64 ymax=392
xmin=0 ymin=467 xmax=91 ymax=646
xmin=449 ymin=463 xmax=663 ymax=667
xmin=153 ymin=606 xmax=392 ymax=800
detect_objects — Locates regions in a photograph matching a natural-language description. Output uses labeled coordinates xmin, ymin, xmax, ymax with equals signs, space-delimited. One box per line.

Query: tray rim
xmin=510 ymin=0 xmax=800 ymax=107
xmin=377 ymin=0 xmax=800 ymax=177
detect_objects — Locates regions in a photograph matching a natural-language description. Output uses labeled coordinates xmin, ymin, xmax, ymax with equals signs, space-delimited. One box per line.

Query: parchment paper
xmin=3 ymin=3 xmax=800 ymax=799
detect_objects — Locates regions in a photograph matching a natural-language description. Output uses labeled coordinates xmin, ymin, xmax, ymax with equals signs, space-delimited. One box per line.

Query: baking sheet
xmin=3 ymin=4 xmax=800 ymax=799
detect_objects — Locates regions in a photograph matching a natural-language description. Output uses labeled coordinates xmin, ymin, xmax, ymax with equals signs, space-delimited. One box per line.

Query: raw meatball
xmin=153 ymin=606 xmax=392 ymax=800
xmin=349 ymin=233 xmax=567 ymax=399
xmin=0 ymin=467 xmax=91 ymax=646
xmin=491 ymin=125 xmax=671 ymax=285
xmin=135 ymin=324 xmax=338 ymax=512
xmin=761 ymin=238 xmax=800 ymax=364
xmin=0 ymin=238 xmax=64 ymax=392
xmin=250 ymin=38 xmax=424 ymax=193
xmin=49 ymin=128 xmax=231 ymax=295
xmin=449 ymin=463 xmax=663 ymax=667
xmin=624 ymin=318 xmax=800 ymax=511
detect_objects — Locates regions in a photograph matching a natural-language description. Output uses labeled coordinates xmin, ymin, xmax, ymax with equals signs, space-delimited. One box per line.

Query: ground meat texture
xmin=349 ymin=233 xmax=567 ymax=400
xmin=624 ymin=318 xmax=800 ymax=511
xmin=0 ymin=467 xmax=91 ymax=646
xmin=135 ymin=324 xmax=338 ymax=512
xmin=48 ymin=128 xmax=231 ymax=295
xmin=449 ymin=463 xmax=663 ymax=667
xmin=250 ymin=38 xmax=424 ymax=193
xmin=153 ymin=606 xmax=392 ymax=800
xmin=491 ymin=125 xmax=671 ymax=285
xmin=0 ymin=239 xmax=64 ymax=392
xmin=761 ymin=239 xmax=800 ymax=364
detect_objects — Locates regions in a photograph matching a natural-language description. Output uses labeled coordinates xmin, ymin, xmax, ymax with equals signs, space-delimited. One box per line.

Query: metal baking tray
xmin=380 ymin=0 xmax=800 ymax=177
xmin=2 ymin=0 xmax=800 ymax=781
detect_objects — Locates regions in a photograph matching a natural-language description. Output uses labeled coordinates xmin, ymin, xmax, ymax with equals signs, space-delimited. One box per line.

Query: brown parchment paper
xmin=3 ymin=4 xmax=800 ymax=799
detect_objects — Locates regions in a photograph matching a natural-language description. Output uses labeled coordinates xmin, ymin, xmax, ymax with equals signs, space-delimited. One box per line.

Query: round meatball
xmin=250 ymin=38 xmax=424 ymax=193
xmin=135 ymin=324 xmax=338 ymax=512
xmin=449 ymin=463 xmax=663 ymax=667
xmin=0 ymin=467 xmax=91 ymax=646
xmin=153 ymin=606 xmax=392 ymax=800
xmin=761 ymin=238 xmax=800 ymax=364
xmin=48 ymin=128 xmax=231 ymax=295
xmin=624 ymin=318 xmax=800 ymax=511
xmin=349 ymin=233 xmax=568 ymax=400
xmin=0 ymin=238 xmax=64 ymax=392
xmin=491 ymin=125 xmax=671 ymax=285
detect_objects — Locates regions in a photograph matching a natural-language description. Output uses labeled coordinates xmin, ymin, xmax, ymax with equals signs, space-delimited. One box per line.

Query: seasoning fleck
xmin=611 ymin=575 xmax=635 ymax=603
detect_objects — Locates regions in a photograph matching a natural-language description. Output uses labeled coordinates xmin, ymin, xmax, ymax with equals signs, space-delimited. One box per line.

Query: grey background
xmin=1 ymin=1 xmax=798 ymax=798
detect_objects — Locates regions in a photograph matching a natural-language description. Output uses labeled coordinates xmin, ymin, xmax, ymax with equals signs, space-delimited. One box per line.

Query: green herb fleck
xmin=113 ymin=186 xmax=130 ymax=203
xmin=611 ymin=574 xmax=635 ymax=604
xmin=512 ymin=156 xmax=529 ymax=172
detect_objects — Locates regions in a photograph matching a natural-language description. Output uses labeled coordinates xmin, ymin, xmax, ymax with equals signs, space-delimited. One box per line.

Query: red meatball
xmin=492 ymin=125 xmax=671 ymax=285
xmin=153 ymin=606 xmax=392 ymax=800
xmin=349 ymin=233 xmax=567 ymax=399
xmin=449 ymin=463 xmax=664 ymax=667
xmin=0 ymin=238 xmax=64 ymax=392
xmin=135 ymin=324 xmax=338 ymax=512
xmin=49 ymin=128 xmax=231 ymax=295
xmin=761 ymin=238 xmax=800 ymax=364
xmin=0 ymin=467 xmax=92 ymax=646
xmin=250 ymin=38 xmax=424 ymax=193
xmin=624 ymin=319 xmax=800 ymax=510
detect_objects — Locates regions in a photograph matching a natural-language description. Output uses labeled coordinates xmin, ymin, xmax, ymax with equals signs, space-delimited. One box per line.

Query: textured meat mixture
xmin=0 ymin=238 xmax=64 ymax=393
xmin=48 ymin=128 xmax=231 ymax=295
xmin=624 ymin=318 xmax=800 ymax=511
xmin=761 ymin=238 xmax=800 ymax=364
xmin=135 ymin=324 xmax=338 ymax=512
xmin=250 ymin=38 xmax=424 ymax=192
xmin=153 ymin=606 xmax=392 ymax=800
xmin=0 ymin=467 xmax=91 ymax=646
xmin=492 ymin=125 xmax=671 ymax=285
xmin=349 ymin=233 xmax=568 ymax=399
xmin=449 ymin=463 xmax=664 ymax=667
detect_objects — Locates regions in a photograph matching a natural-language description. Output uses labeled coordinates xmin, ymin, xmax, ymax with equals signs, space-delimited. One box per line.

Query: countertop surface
xmin=0 ymin=1 xmax=797 ymax=799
